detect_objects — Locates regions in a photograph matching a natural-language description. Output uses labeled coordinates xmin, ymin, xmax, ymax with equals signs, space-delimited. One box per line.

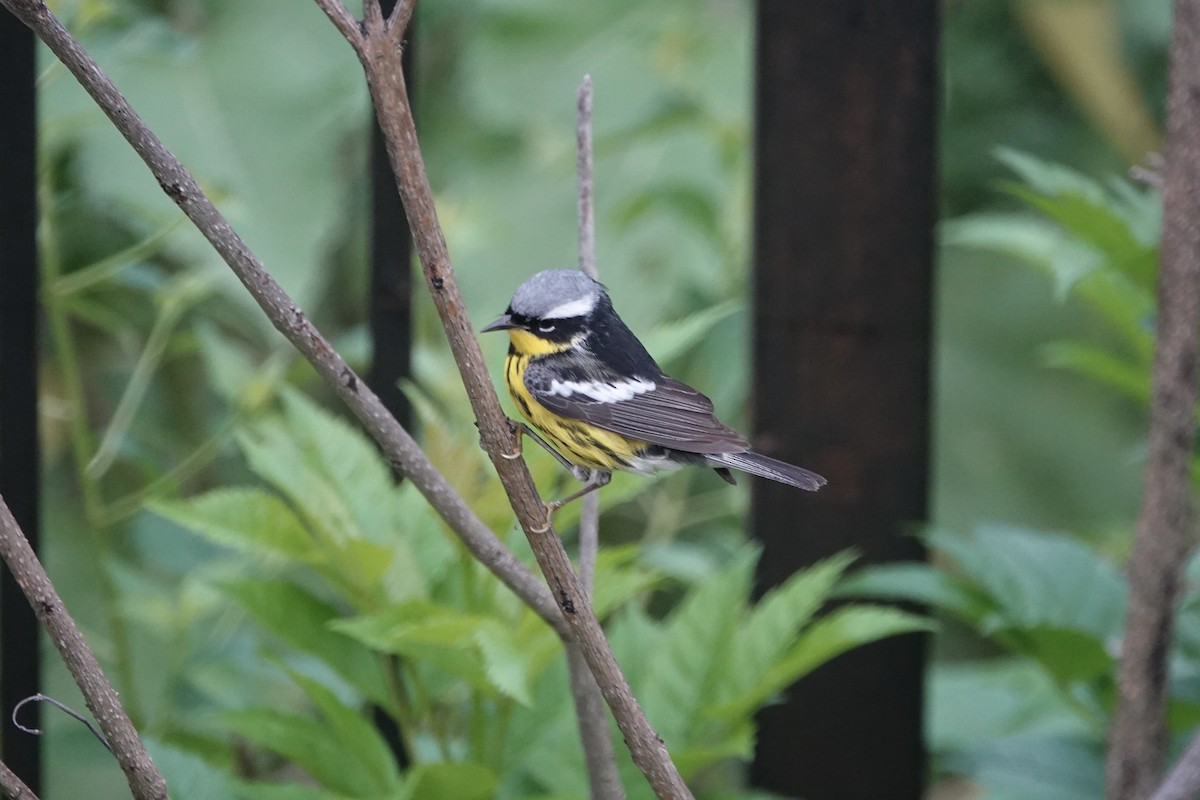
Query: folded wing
xmin=525 ymin=359 xmax=749 ymax=454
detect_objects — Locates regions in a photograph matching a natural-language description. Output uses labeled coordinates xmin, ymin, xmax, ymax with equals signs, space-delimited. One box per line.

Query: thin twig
xmin=312 ymin=0 xmax=362 ymax=48
xmin=567 ymin=74 xmax=625 ymax=800
xmin=0 ymin=494 xmax=167 ymax=800
xmin=348 ymin=12 xmax=693 ymax=798
xmin=12 ymin=694 xmax=112 ymax=753
xmin=0 ymin=0 xmax=567 ymax=639
xmin=577 ymin=74 xmax=597 ymax=283
xmin=1107 ymin=1 xmax=1200 ymax=798
xmin=0 ymin=760 xmax=38 ymax=800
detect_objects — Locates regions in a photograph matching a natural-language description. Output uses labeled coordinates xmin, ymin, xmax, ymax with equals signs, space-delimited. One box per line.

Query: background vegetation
xmin=21 ymin=0 xmax=1177 ymax=797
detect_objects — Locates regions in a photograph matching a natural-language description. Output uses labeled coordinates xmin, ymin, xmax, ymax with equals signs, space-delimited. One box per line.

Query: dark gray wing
xmin=524 ymin=358 xmax=749 ymax=454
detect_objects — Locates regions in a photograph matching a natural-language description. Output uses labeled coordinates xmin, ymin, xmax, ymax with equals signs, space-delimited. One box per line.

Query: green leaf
xmin=473 ymin=620 xmax=534 ymax=705
xmin=395 ymin=762 xmax=498 ymax=800
xmin=942 ymin=212 xmax=1102 ymax=301
xmin=288 ymin=673 xmax=400 ymax=796
xmin=712 ymin=605 xmax=929 ymax=721
xmin=221 ymin=578 xmax=390 ymax=708
xmin=641 ymin=300 xmax=741 ymax=365
xmin=929 ymin=526 xmax=1128 ymax=641
xmin=145 ymin=739 xmax=238 ymax=800
xmin=1041 ymin=340 xmax=1150 ymax=404
xmin=945 ymin=735 xmax=1105 ymax=800
xmin=715 ymin=551 xmax=856 ymax=706
xmin=835 ymin=562 xmax=995 ymax=623
xmin=232 ymin=781 xmax=351 ymax=800
xmin=991 ymin=626 xmax=1113 ymax=684
xmin=222 ymin=708 xmax=378 ymax=798
xmin=279 ymin=388 xmax=411 ymax=545
xmin=612 ymin=183 xmax=722 ymax=244
xmin=590 ymin=544 xmax=662 ymax=619
xmin=333 ymin=602 xmax=508 ymax=700
xmin=150 ymin=488 xmax=313 ymax=561
xmin=237 ymin=422 xmax=363 ymax=547
xmin=640 ymin=548 xmax=756 ymax=748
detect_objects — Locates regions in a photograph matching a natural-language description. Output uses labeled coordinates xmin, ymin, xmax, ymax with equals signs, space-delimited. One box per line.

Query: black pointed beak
xmin=482 ymin=313 xmax=517 ymax=333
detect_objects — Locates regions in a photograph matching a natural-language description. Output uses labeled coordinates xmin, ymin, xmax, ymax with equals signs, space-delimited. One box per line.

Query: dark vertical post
xmin=367 ymin=1 xmax=414 ymax=432
xmin=0 ymin=9 xmax=42 ymax=794
xmin=750 ymin=3 xmax=937 ymax=799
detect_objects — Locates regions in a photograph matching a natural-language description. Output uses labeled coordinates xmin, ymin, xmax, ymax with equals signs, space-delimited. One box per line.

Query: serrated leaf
xmin=712 ymin=605 xmax=928 ymax=721
xmin=332 ymin=602 xmax=502 ymax=699
xmin=473 ymin=621 xmax=534 ymax=705
xmin=288 ymin=672 xmax=400 ymax=795
xmin=150 ymin=488 xmax=313 ymax=561
xmin=279 ymin=388 xmax=407 ymax=545
xmin=221 ymin=578 xmax=390 ymax=708
xmin=714 ymin=551 xmax=855 ymax=707
xmin=237 ymin=422 xmax=362 ymax=547
xmin=222 ymin=708 xmax=377 ymax=798
xmin=640 ymin=548 xmax=756 ymax=748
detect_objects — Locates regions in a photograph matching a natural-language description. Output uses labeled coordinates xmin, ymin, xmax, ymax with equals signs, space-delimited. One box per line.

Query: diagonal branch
xmin=312 ymin=0 xmax=362 ymax=48
xmin=0 ymin=495 xmax=166 ymax=800
xmin=346 ymin=11 xmax=693 ymax=800
xmin=0 ymin=0 xmax=567 ymax=640
xmin=1107 ymin=0 xmax=1200 ymax=797
xmin=0 ymin=759 xmax=39 ymax=800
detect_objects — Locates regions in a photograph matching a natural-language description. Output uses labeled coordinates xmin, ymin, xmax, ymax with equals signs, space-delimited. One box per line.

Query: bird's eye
xmin=537 ymin=322 xmax=556 ymax=333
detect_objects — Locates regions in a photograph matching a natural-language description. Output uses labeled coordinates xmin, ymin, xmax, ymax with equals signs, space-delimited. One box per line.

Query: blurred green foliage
xmin=26 ymin=0 xmax=1176 ymax=797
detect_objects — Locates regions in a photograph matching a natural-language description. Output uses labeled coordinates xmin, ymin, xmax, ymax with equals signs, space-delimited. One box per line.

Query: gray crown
xmin=508 ymin=269 xmax=604 ymax=319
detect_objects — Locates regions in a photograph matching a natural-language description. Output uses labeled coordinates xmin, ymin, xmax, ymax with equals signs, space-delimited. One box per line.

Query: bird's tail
xmin=705 ymin=451 xmax=826 ymax=491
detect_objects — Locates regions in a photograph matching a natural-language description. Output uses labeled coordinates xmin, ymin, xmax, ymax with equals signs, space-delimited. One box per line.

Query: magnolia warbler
xmin=483 ymin=269 xmax=826 ymax=507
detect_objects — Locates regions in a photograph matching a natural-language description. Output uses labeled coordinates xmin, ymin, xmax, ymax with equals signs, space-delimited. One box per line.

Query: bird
xmin=481 ymin=269 xmax=826 ymax=508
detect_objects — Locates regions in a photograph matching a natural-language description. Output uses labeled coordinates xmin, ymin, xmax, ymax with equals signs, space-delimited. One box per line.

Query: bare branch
xmin=311 ymin=0 xmax=363 ymax=50
xmin=577 ymin=74 xmax=597 ymax=282
xmin=0 ymin=494 xmax=167 ymax=800
xmin=567 ymin=73 xmax=624 ymax=800
xmin=0 ymin=0 xmax=567 ymax=639
xmin=355 ymin=16 xmax=693 ymax=799
xmin=386 ymin=0 xmax=415 ymax=41
xmin=1107 ymin=1 xmax=1200 ymax=797
xmin=0 ymin=760 xmax=39 ymax=800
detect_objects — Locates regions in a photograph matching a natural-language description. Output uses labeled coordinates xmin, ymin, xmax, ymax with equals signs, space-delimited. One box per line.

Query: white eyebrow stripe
xmin=547 ymin=378 xmax=656 ymax=403
xmin=542 ymin=295 xmax=596 ymax=320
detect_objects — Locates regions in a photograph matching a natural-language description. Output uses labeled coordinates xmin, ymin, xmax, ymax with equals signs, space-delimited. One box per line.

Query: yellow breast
xmin=503 ymin=337 xmax=647 ymax=472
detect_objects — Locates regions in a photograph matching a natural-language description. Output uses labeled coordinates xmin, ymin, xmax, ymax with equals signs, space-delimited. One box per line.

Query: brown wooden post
xmin=750 ymin=3 xmax=938 ymax=798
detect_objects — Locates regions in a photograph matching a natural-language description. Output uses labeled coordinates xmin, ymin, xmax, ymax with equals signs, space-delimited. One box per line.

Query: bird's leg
xmin=504 ymin=420 xmax=578 ymax=473
xmin=547 ymin=470 xmax=612 ymax=511
xmin=499 ymin=419 xmax=610 ymax=514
